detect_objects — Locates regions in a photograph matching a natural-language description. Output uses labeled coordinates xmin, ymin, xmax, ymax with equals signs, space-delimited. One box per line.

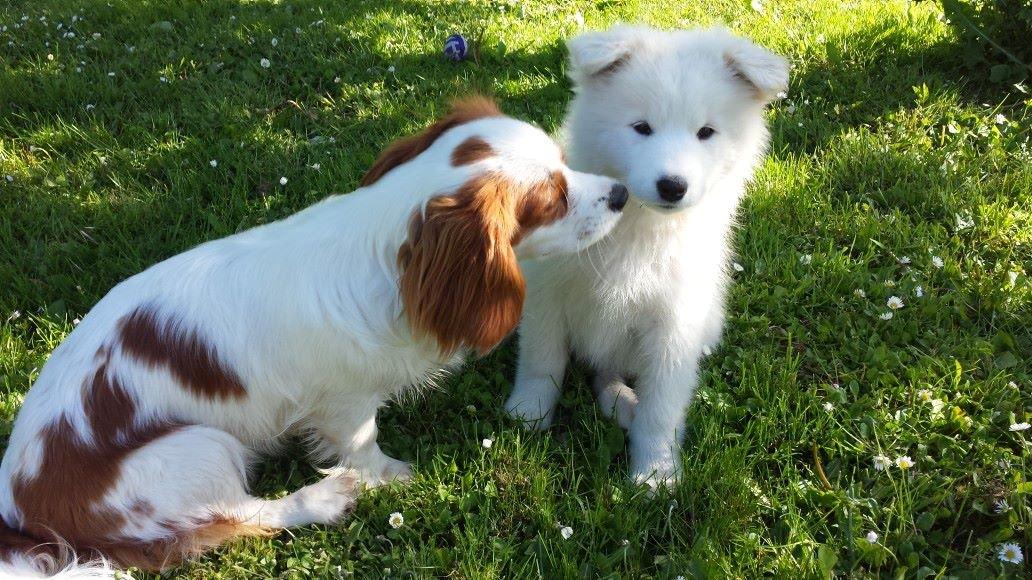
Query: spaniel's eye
xmin=696 ymin=126 xmax=716 ymax=140
xmin=631 ymin=121 xmax=653 ymax=136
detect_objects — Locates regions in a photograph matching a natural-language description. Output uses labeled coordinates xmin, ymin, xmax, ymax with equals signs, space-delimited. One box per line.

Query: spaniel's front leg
xmin=310 ymin=392 xmax=412 ymax=486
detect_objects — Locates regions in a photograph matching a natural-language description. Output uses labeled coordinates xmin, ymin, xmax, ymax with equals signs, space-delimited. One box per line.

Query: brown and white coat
xmin=0 ymin=97 xmax=626 ymax=577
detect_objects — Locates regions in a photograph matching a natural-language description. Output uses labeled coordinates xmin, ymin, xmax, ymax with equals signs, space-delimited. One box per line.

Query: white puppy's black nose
xmin=608 ymin=183 xmax=629 ymax=211
xmin=656 ymin=176 xmax=687 ymax=202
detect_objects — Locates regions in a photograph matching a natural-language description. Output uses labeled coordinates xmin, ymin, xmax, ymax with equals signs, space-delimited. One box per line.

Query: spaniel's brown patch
xmin=398 ymin=169 xmax=569 ymax=356
xmin=119 ymin=306 xmax=247 ymax=401
xmin=451 ymin=136 xmax=494 ymax=166
xmin=360 ymin=96 xmax=502 ymax=186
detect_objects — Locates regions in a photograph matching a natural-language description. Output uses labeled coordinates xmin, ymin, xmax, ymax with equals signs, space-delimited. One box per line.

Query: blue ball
xmin=444 ymin=33 xmax=468 ymax=62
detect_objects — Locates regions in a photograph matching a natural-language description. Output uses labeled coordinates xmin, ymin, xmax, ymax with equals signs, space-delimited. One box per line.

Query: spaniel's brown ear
xmin=361 ymin=96 xmax=503 ymax=187
xmin=398 ymin=174 xmax=524 ymax=356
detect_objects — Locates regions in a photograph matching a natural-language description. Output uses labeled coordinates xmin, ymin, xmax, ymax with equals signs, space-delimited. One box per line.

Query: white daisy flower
xmin=310 ymin=163 xmax=320 ymax=170
xmin=560 ymin=526 xmax=573 ymax=539
xmin=260 ymin=57 xmax=271 ymax=68
xmin=914 ymin=285 xmax=923 ymax=297
xmin=865 ymin=531 xmax=879 ymax=543
xmin=823 ymin=402 xmax=834 ymax=412
xmin=898 ymin=256 xmax=911 ymax=265
xmin=799 ymin=254 xmax=812 ymax=265
xmin=481 ymin=438 xmax=493 ymax=449
xmin=895 ymin=456 xmax=914 ymax=470
xmin=873 ymin=455 xmax=891 ymax=471
xmin=209 ymin=159 xmax=218 ymax=168
xmin=918 ymin=389 xmax=932 ymax=402
xmin=732 ymin=262 xmax=744 ymax=272
xmin=47 ymin=53 xmax=54 ymax=61
xmin=879 ymin=312 xmax=893 ymax=320
xmin=931 ymin=256 xmax=944 ymax=268
xmin=993 ymin=499 xmax=1011 ymax=513
xmin=107 ymin=71 xmax=114 ymax=77
xmin=886 ymin=296 xmax=904 ymax=310
xmin=997 ymin=542 xmax=1023 ymax=564
xmin=91 ymin=32 xmax=101 ymax=40
xmin=333 ymin=76 xmax=341 ymax=83
xmin=388 ymin=512 xmax=404 ymax=529
xmin=279 ymin=176 xmax=288 ymax=185
xmin=271 ymin=37 xmax=278 ymax=46
xmin=854 ymin=288 xmax=866 ymax=298
xmin=994 ymin=113 xmax=1007 ymax=125
xmin=1009 ymin=422 xmax=1030 ymax=431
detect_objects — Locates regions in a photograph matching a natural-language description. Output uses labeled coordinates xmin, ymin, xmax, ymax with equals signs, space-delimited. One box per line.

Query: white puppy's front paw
xmin=594 ymin=376 xmax=638 ymax=430
xmin=504 ymin=378 xmax=558 ymax=430
xmin=630 ymin=452 xmax=682 ymax=491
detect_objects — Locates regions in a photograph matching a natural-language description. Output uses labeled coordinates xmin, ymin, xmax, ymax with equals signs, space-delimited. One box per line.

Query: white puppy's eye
xmin=696 ymin=126 xmax=716 ymax=140
xmin=631 ymin=121 xmax=653 ymax=136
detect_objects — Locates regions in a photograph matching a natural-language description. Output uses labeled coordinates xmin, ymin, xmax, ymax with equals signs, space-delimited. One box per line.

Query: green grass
xmin=1 ymin=0 xmax=1030 ymax=577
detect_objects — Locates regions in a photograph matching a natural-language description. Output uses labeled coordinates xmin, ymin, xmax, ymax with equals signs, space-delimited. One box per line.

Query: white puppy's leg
xmin=627 ymin=346 xmax=699 ymax=489
xmin=506 ymin=297 xmax=568 ymax=429
xmin=309 ymin=394 xmax=412 ymax=486
xmin=593 ymin=369 xmax=637 ymax=430
xmin=235 ymin=469 xmax=358 ymax=528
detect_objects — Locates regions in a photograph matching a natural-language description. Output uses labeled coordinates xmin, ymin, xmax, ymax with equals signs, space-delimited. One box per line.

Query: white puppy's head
xmin=566 ymin=26 xmax=789 ymax=213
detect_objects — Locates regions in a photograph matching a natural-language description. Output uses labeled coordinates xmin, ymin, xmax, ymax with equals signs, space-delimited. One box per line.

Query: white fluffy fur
xmin=0 ymin=114 xmax=623 ymax=577
xmin=507 ymin=26 xmax=789 ymax=487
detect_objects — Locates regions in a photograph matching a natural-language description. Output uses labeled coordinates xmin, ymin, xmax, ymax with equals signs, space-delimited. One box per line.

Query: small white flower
xmin=1009 ymin=422 xmax=1030 ymax=432
xmin=310 ymin=163 xmax=320 ymax=170
xmin=1008 ymin=271 xmax=1018 ymax=286
xmin=4 ymin=175 xmax=12 ymax=183
xmin=776 ymin=91 xmax=788 ymax=99
xmin=674 ymin=577 xmax=685 ymax=580
xmin=955 ymin=213 xmax=973 ymax=230
xmin=91 ymin=32 xmax=101 ymax=40
xmin=898 ymin=256 xmax=911 ymax=265
xmin=886 ymin=296 xmax=904 ymax=310
xmin=997 ymin=542 xmax=1023 ymax=564
xmin=917 ymin=389 xmax=932 ymax=402
xmin=799 ymin=254 xmax=812 ymax=265
xmin=107 ymin=71 xmax=115 ymax=77
xmin=732 ymin=262 xmax=744 ymax=272
xmin=72 ymin=317 xmax=81 ymax=325
xmin=879 ymin=312 xmax=893 ymax=320
xmin=388 ymin=512 xmax=404 ymax=528
xmin=914 ymin=285 xmax=923 ymax=297
xmin=931 ymin=255 xmax=944 ymax=269
xmin=994 ymin=113 xmax=1007 ymax=125
xmin=560 ymin=526 xmax=573 ymax=539
xmin=209 ymin=159 xmax=218 ymax=168
xmin=854 ymin=288 xmax=866 ymax=298
xmin=271 ymin=37 xmax=278 ymax=46
xmin=895 ymin=455 xmax=914 ymax=470
xmin=387 ymin=65 xmax=395 ymax=73
xmin=85 ymin=103 xmax=95 ymax=111
xmin=279 ymin=176 xmax=288 ymax=185
xmin=260 ymin=57 xmax=271 ymax=68
xmin=159 ymin=75 xmax=167 ymax=83
xmin=873 ymin=455 xmax=891 ymax=471
xmin=481 ymin=438 xmax=493 ymax=449
xmin=929 ymin=399 xmax=944 ymax=416
xmin=620 ymin=539 xmax=630 ymax=546
xmin=823 ymin=402 xmax=834 ymax=412
xmin=751 ymin=0 xmax=764 ymax=13
xmin=993 ymin=499 xmax=1011 ymax=513
xmin=865 ymin=531 xmax=879 ymax=543
xmin=46 ymin=53 xmax=54 ymax=61
xmin=333 ymin=76 xmax=341 ymax=83
xmin=295 ymin=27 xmax=302 ymax=34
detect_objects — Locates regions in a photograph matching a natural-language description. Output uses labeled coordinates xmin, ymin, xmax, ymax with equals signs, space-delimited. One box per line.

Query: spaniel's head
xmin=361 ymin=97 xmax=627 ymax=356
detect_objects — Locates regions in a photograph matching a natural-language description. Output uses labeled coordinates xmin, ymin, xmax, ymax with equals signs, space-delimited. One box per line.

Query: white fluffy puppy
xmin=506 ymin=27 xmax=789 ymax=487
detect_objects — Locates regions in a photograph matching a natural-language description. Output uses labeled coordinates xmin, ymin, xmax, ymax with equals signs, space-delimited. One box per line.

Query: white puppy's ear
xmin=724 ymin=38 xmax=789 ymax=102
xmin=566 ymin=25 xmax=647 ymax=83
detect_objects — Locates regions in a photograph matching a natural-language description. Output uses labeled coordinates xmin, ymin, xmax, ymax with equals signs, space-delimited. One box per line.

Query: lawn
xmin=1 ymin=0 xmax=1030 ymax=577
